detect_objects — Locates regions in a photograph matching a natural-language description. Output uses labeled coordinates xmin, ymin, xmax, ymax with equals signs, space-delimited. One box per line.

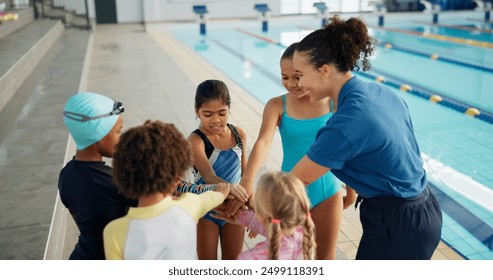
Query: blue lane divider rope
xmin=355 ymin=70 xmax=493 ymax=125
xmin=377 ymin=42 xmax=493 ymax=74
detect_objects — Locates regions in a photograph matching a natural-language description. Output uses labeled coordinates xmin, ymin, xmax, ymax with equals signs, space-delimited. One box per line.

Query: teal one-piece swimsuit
xmin=279 ymin=94 xmax=341 ymax=208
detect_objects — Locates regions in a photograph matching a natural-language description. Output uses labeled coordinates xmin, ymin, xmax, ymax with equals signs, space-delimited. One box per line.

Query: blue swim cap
xmin=63 ymin=92 xmax=123 ymax=150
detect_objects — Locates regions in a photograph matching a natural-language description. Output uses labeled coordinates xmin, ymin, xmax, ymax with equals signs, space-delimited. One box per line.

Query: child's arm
xmin=188 ymin=130 xmax=248 ymax=202
xmin=240 ymin=98 xmax=281 ymax=195
xmin=181 ymin=183 xmax=231 ymax=222
xmin=223 ymin=125 xmax=250 ymax=208
xmin=236 ymin=125 xmax=248 ymax=175
xmin=228 ymin=98 xmax=282 ymax=214
xmin=211 ymin=209 xmax=267 ymax=237
xmin=174 ymin=179 xmax=216 ymax=195
xmin=174 ymin=180 xmax=248 ymax=202
xmin=210 ymin=182 xmax=230 ymax=198
xmin=103 ymin=219 xmax=127 ymax=260
xmin=235 ymin=209 xmax=266 ymax=237
xmin=188 ymin=133 xmax=226 ymax=184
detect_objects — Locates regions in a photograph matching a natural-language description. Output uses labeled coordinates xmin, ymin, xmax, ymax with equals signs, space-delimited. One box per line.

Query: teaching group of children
xmin=58 ymin=16 xmax=443 ymax=261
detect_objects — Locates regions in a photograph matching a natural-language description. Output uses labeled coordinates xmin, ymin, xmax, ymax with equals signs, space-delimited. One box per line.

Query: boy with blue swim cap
xmin=58 ymin=92 xmax=137 ymax=260
xmin=63 ymin=92 xmax=125 ymax=150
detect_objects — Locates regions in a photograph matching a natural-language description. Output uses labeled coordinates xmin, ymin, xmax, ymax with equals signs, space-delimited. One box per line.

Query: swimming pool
xmin=162 ymin=12 xmax=493 ymax=259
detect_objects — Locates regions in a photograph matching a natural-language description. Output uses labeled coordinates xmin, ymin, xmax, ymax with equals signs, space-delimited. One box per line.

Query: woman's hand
xmin=343 ymin=185 xmax=357 ymax=209
xmin=224 ymin=197 xmax=248 ymax=217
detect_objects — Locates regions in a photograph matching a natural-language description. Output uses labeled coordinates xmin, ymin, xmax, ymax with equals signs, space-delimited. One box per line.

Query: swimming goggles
xmin=63 ymin=101 xmax=125 ymax=122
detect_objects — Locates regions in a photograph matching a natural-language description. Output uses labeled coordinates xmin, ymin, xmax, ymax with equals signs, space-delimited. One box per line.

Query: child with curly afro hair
xmin=103 ymin=120 xmax=230 ymax=260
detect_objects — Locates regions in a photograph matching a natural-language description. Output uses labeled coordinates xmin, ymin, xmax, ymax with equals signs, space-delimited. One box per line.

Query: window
xmin=281 ymin=0 xmax=376 ymax=14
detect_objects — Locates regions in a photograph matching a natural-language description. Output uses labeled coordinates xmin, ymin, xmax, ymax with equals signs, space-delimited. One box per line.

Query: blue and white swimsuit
xmin=192 ymin=123 xmax=242 ymax=226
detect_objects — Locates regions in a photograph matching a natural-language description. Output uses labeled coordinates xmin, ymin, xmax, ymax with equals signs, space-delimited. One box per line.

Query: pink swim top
xmin=236 ymin=210 xmax=304 ymax=260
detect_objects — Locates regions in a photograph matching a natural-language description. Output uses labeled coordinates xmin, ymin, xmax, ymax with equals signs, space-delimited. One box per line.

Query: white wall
xmin=116 ymin=0 xmax=144 ymax=23
xmin=88 ymin=0 xmax=95 ymax=19
xmin=143 ymin=0 xmax=281 ymax=23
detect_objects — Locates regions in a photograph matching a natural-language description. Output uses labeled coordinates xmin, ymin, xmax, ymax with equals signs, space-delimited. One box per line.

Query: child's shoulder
xmin=264 ymin=96 xmax=284 ymax=113
xmin=104 ymin=214 xmax=131 ymax=233
xmin=228 ymin=123 xmax=247 ymax=143
xmin=188 ymin=129 xmax=206 ymax=143
xmin=228 ymin=123 xmax=244 ymax=133
xmin=175 ymin=192 xmax=224 ymax=210
xmin=176 ymin=192 xmax=199 ymax=201
xmin=270 ymin=95 xmax=285 ymax=104
xmin=265 ymin=95 xmax=284 ymax=107
xmin=188 ymin=128 xmax=203 ymax=137
xmin=60 ymin=159 xmax=111 ymax=179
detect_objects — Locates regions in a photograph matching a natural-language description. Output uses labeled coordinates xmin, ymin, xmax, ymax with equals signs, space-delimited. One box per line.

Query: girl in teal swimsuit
xmin=236 ymin=43 xmax=356 ymax=259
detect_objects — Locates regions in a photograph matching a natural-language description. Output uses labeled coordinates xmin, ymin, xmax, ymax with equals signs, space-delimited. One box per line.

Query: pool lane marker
xmin=299 ymin=24 xmax=493 ymax=73
xmin=430 ymin=94 xmax=442 ymax=103
xmin=358 ymin=71 xmax=493 ymax=124
xmin=235 ymin=28 xmax=286 ymax=47
xmin=368 ymin=24 xmax=493 ymax=48
xmin=413 ymin=20 xmax=493 ymax=34
xmin=425 ymin=33 xmax=493 ymax=48
xmin=376 ymin=42 xmax=493 ymax=74
xmin=465 ymin=107 xmax=481 ymax=117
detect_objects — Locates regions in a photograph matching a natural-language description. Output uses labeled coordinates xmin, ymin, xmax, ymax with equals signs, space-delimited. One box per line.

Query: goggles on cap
xmin=63 ymin=101 xmax=124 ymax=122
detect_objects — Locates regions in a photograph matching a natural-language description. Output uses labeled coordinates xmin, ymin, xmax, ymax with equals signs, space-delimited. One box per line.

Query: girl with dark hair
xmin=189 ymin=79 xmax=248 ymax=260
xmin=291 ymin=15 xmax=442 ymax=260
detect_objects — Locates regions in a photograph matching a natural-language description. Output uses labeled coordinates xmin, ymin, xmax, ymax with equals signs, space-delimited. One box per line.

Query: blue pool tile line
xmin=428 ymin=181 xmax=493 ymax=259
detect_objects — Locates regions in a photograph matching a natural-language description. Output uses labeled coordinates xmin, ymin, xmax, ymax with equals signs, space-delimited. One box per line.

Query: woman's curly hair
xmin=296 ymin=15 xmax=374 ymax=72
xmin=113 ymin=120 xmax=193 ymax=200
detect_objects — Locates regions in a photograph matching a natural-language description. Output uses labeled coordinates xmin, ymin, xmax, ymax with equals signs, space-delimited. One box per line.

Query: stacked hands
xmin=211 ymin=182 xmax=259 ymax=238
xmin=210 ymin=181 xmax=355 ymax=239
xmin=212 ymin=182 xmax=251 ymax=213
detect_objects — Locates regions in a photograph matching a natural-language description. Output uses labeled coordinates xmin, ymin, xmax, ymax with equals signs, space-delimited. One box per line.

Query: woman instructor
xmin=290 ymin=15 xmax=442 ymax=260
